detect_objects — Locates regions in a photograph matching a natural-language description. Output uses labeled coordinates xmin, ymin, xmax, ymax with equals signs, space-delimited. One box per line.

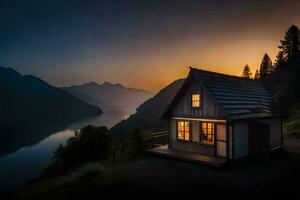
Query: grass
xmin=14 ymin=162 xmax=134 ymax=200
xmin=284 ymin=102 xmax=300 ymax=137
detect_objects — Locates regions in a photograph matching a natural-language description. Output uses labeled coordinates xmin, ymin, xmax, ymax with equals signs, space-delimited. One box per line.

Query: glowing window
xmin=177 ymin=121 xmax=190 ymax=141
xmin=191 ymin=94 xmax=201 ymax=107
xmin=201 ymin=122 xmax=214 ymax=144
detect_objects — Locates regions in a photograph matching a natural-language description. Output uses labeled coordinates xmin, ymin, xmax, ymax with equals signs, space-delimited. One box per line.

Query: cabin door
xmin=249 ymin=121 xmax=270 ymax=161
xmin=216 ymin=124 xmax=227 ymax=158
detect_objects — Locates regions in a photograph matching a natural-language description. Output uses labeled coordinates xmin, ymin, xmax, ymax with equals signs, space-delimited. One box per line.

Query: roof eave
xmin=160 ymin=71 xmax=194 ymax=119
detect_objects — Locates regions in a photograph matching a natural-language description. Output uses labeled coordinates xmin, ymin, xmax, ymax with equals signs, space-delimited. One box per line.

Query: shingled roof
xmin=163 ymin=67 xmax=283 ymax=121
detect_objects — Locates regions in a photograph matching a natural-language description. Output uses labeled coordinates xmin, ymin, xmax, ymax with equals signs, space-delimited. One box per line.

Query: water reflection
xmin=0 ymin=109 xmax=131 ymax=191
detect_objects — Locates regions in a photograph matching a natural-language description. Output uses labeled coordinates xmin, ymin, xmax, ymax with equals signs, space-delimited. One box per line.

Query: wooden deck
xmin=148 ymin=145 xmax=227 ymax=168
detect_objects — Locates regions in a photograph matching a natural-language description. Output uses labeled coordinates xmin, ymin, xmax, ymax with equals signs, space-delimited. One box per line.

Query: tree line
xmin=242 ymin=25 xmax=300 ymax=79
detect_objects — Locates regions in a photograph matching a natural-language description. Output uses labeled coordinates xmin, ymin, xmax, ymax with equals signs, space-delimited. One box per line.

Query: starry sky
xmin=0 ymin=0 xmax=300 ymax=91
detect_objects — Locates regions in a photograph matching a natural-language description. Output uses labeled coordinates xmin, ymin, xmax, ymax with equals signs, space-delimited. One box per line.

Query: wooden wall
xmin=170 ymin=80 xmax=225 ymax=119
xmin=233 ymin=120 xmax=249 ymax=159
xmin=232 ymin=117 xmax=282 ymax=159
xmin=255 ymin=117 xmax=282 ymax=149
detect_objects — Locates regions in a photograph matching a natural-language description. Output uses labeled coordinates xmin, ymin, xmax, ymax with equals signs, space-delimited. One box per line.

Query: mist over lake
xmin=0 ymin=66 xmax=153 ymax=192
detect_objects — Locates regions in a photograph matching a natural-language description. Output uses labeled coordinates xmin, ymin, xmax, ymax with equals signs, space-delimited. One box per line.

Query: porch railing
xmin=109 ymin=130 xmax=168 ymax=162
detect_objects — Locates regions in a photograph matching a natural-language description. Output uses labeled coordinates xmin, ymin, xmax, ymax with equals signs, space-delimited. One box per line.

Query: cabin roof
xmin=162 ymin=67 xmax=284 ymax=121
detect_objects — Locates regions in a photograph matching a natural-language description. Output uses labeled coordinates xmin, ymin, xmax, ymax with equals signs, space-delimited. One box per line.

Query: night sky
xmin=1 ymin=0 xmax=300 ymax=91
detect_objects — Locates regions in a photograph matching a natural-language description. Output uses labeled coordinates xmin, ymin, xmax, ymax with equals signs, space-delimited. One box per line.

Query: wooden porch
xmin=148 ymin=145 xmax=227 ymax=168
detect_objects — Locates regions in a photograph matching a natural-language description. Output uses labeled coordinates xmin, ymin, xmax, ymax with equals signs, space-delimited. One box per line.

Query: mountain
xmin=62 ymin=81 xmax=154 ymax=115
xmin=0 ymin=67 xmax=102 ymax=156
xmin=110 ymin=79 xmax=184 ymax=139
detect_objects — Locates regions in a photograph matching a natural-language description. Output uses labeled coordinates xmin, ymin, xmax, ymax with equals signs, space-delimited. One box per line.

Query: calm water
xmin=0 ymin=109 xmax=131 ymax=191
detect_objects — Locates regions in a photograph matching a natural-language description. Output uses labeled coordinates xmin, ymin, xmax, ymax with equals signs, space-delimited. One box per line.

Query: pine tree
xmin=259 ymin=53 xmax=272 ymax=79
xmin=254 ymin=70 xmax=260 ymax=79
xmin=274 ymin=51 xmax=285 ymax=68
xmin=268 ymin=62 xmax=276 ymax=74
xmin=278 ymin=25 xmax=300 ymax=61
xmin=242 ymin=64 xmax=252 ymax=79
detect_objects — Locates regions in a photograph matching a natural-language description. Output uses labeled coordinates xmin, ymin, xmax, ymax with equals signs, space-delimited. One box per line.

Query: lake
xmin=0 ymin=109 xmax=131 ymax=191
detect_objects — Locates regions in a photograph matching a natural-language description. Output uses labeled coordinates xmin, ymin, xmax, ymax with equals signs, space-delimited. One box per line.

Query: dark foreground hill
xmin=110 ymin=79 xmax=184 ymax=139
xmin=0 ymin=67 xmax=102 ymax=156
xmin=8 ymin=136 xmax=300 ymax=199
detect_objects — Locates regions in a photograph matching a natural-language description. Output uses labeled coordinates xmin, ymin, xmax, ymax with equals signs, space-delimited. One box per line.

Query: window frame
xmin=176 ymin=120 xmax=191 ymax=142
xmin=200 ymin=122 xmax=215 ymax=145
xmin=191 ymin=93 xmax=201 ymax=108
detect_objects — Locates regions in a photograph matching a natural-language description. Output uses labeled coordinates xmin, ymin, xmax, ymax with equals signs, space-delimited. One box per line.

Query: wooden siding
xmin=232 ymin=117 xmax=282 ymax=160
xmin=170 ymin=80 xmax=225 ymax=119
xmin=233 ymin=121 xmax=249 ymax=159
xmin=254 ymin=117 xmax=282 ymax=148
xmin=228 ymin=125 xmax=233 ymax=159
xmin=170 ymin=119 xmax=176 ymax=140
xmin=192 ymin=121 xmax=199 ymax=142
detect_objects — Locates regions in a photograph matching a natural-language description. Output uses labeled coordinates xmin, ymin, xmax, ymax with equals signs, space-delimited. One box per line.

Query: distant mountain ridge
xmin=62 ymin=81 xmax=154 ymax=115
xmin=110 ymin=79 xmax=184 ymax=139
xmin=0 ymin=66 xmax=102 ymax=156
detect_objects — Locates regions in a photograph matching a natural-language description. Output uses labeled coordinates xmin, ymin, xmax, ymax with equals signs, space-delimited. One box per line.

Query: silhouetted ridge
xmin=63 ymin=81 xmax=154 ymax=113
xmin=0 ymin=66 xmax=102 ymax=156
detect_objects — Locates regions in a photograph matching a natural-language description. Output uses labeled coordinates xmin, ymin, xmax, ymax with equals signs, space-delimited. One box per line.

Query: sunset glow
xmin=0 ymin=0 xmax=299 ymax=91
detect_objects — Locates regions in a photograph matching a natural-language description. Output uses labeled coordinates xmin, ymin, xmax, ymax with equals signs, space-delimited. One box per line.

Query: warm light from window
xmin=177 ymin=121 xmax=190 ymax=141
xmin=201 ymin=122 xmax=214 ymax=144
xmin=192 ymin=94 xmax=200 ymax=107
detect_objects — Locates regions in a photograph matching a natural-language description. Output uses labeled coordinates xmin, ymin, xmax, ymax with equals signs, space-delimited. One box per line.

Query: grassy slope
xmin=284 ymin=102 xmax=300 ymax=136
xmin=12 ymin=163 xmax=134 ymax=200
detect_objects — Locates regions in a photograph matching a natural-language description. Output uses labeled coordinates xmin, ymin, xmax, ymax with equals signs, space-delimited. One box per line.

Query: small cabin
xmin=160 ymin=67 xmax=284 ymax=162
